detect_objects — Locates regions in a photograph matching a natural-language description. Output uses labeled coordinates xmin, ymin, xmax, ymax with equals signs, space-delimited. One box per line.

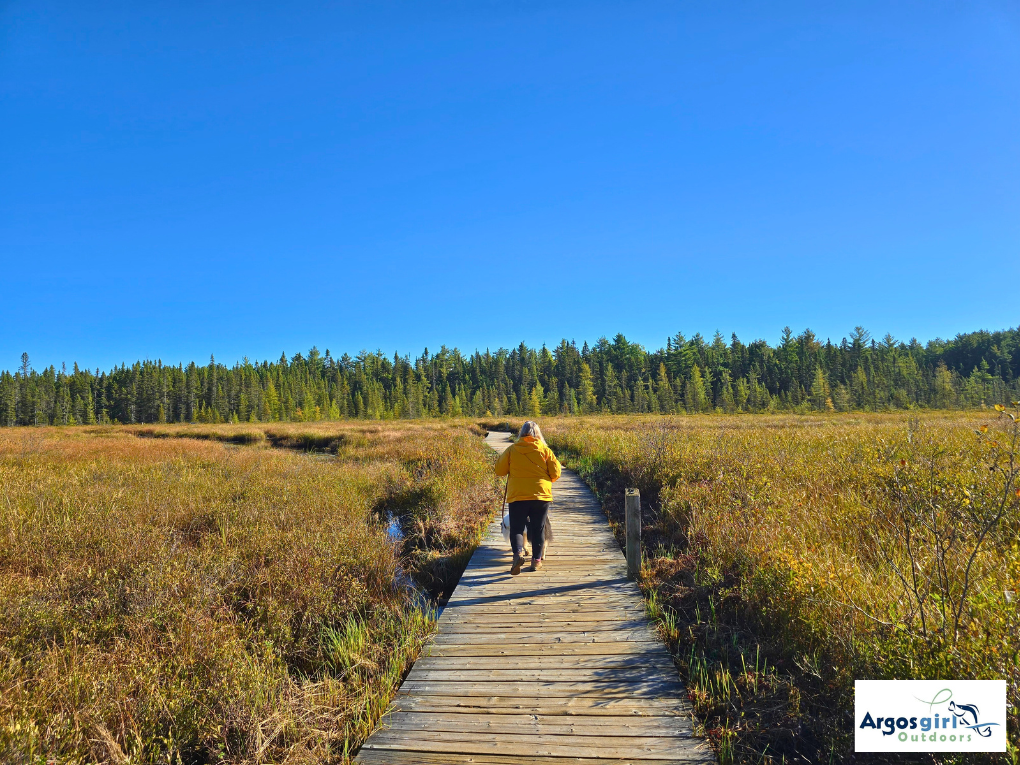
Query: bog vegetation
xmin=2 ymin=325 xmax=1019 ymax=426
xmin=519 ymin=410 xmax=1020 ymax=763
xmin=0 ymin=421 xmax=499 ymax=764
xmin=5 ymin=396 xmax=1019 ymax=764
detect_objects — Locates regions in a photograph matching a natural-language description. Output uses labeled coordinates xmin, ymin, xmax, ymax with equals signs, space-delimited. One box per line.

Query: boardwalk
xmin=355 ymin=431 xmax=714 ymax=765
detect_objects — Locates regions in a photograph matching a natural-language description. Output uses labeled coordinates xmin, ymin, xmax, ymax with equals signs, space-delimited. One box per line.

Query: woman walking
xmin=494 ymin=420 xmax=562 ymax=575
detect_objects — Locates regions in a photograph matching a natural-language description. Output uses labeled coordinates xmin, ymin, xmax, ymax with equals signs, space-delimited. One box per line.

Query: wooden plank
xmin=445 ymin=594 xmax=645 ymax=605
xmin=448 ymin=582 xmax=642 ymax=592
xmin=445 ymin=593 xmax=646 ymax=603
xmin=418 ymin=644 xmax=673 ymax=660
xmin=448 ymin=584 xmax=633 ymax=597
xmin=430 ymin=630 xmax=657 ymax=644
xmin=395 ymin=680 xmax=686 ymax=698
xmin=447 ymin=591 xmax=643 ymax=603
xmin=460 ymin=558 xmax=624 ymax=566
xmin=445 ymin=600 xmax=650 ymax=614
xmin=388 ymin=695 xmax=691 ymax=716
xmin=449 ymin=578 xmax=636 ymax=586
xmin=462 ymin=565 xmax=628 ymax=571
xmin=437 ymin=618 xmax=651 ymax=628
xmin=441 ymin=603 xmax=647 ymax=613
xmin=455 ymin=571 xmax=633 ymax=578
xmin=357 ymin=750 xmax=708 ymax=765
xmin=464 ymin=560 xmax=626 ymax=567
xmin=436 ymin=620 xmax=653 ymax=628
xmin=361 ymin=730 xmax=708 ymax=760
xmin=411 ymin=654 xmax=675 ymax=671
xmin=377 ymin=710 xmax=694 ymax=734
xmin=436 ymin=616 xmax=651 ymax=628
xmin=440 ymin=608 xmax=647 ymax=619
xmin=439 ymin=613 xmax=647 ymax=624
xmin=403 ymin=669 xmax=681 ymax=684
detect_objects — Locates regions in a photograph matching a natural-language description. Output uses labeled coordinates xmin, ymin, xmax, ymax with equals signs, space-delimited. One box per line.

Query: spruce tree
xmin=809 ymin=367 xmax=829 ymax=410
xmin=656 ymin=363 xmax=674 ymax=413
xmin=578 ymin=363 xmax=597 ymax=413
xmin=685 ymin=365 xmax=709 ymax=413
xmin=263 ymin=380 xmax=280 ymax=421
xmin=933 ymin=362 xmax=956 ymax=408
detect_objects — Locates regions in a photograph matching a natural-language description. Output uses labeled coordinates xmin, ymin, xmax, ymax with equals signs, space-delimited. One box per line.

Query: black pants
xmin=508 ymin=499 xmax=550 ymax=559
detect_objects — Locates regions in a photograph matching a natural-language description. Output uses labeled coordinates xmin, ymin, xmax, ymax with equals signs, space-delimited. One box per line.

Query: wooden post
xmin=625 ymin=488 xmax=641 ymax=579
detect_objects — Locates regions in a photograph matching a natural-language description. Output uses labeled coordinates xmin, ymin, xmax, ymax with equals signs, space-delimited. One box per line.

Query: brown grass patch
xmin=0 ymin=420 xmax=499 ymax=764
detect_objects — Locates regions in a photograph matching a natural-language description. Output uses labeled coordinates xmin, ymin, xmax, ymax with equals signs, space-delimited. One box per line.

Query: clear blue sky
xmin=3 ymin=1 xmax=1018 ymax=372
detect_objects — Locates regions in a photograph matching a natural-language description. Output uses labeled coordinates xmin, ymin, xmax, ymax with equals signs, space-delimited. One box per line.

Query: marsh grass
xmin=523 ymin=412 xmax=1020 ymax=764
xmin=0 ymin=420 xmax=498 ymax=764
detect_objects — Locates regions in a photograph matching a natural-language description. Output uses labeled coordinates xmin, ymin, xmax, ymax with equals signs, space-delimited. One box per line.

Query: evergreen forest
xmin=2 ymin=326 xmax=1018 ymax=426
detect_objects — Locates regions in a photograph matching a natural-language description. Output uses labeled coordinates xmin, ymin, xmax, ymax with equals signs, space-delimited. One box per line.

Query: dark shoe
xmin=529 ymin=558 xmax=543 ymax=572
xmin=510 ymin=555 xmax=525 ymax=576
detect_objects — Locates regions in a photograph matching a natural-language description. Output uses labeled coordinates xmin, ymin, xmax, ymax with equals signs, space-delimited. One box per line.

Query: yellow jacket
xmin=494 ymin=436 xmax=562 ymax=503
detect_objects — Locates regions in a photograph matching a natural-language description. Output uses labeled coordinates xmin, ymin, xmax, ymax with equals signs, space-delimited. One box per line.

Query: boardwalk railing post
xmin=625 ymin=488 xmax=641 ymax=579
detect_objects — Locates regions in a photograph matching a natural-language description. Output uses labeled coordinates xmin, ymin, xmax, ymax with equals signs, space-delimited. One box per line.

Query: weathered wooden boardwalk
xmin=355 ymin=431 xmax=714 ymax=765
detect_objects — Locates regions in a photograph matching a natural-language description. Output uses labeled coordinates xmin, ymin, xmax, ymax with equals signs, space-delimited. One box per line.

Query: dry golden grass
xmin=489 ymin=412 xmax=1020 ymax=764
xmin=0 ymin=420 xmax=498 ymax=764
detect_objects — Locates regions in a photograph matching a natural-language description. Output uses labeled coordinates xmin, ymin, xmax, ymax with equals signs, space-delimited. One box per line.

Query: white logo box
xmin=855 ymin=680 xmax=1007 ymax=753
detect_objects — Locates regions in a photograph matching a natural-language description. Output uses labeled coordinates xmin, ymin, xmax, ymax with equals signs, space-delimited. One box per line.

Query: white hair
xmin=518 ymin=420 xmax=544 ymax=443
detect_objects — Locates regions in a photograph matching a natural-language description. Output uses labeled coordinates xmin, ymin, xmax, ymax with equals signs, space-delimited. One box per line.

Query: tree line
xmin=1 ymin=326 xmax=1018 ymax=426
